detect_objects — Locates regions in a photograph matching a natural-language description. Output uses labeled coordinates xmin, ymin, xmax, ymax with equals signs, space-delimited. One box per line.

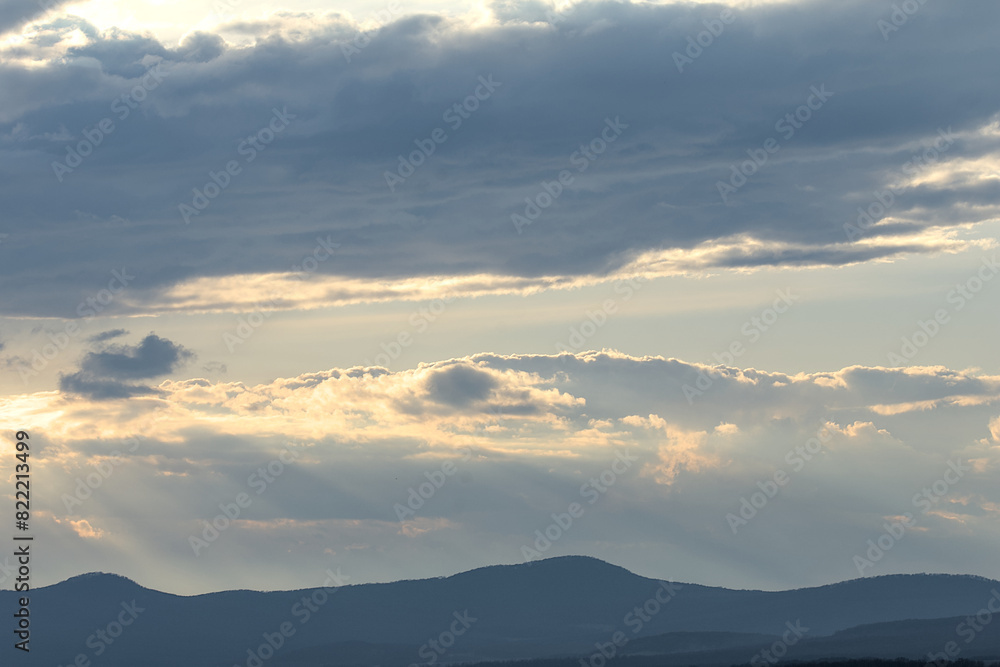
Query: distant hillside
xmin=452 ymin=659 xmax=995 ymax=667
xmin=3 ymin=556 xmax=1000 ymax=666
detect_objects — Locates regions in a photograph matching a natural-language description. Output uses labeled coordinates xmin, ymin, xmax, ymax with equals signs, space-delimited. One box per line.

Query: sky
xmin=1 ymin=0 xmax=999 ymax=596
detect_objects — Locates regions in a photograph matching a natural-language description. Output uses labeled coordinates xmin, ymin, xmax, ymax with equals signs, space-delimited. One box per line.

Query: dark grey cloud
xmin=0 ymin=0 xmax=72 ymax=36
xmin=57 ymin=333 xmax=193 ymax=400
xmin=57 ymin=371 xmax=162 ymax=400
xmin=425 ymin=364 xmax=498 ymax=407
xmin=1 ymin=0 xmax=999 ymax=315
xmin=80 ymin=333 xmax=193 ymax=379
xmin=86 ymin=328 xmax=128 ymax=343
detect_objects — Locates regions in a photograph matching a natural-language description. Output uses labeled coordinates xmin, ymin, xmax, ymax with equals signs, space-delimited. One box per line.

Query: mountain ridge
xmin=32 ymin=555 xmax=999 ymax=597
xmin=5 ymin=556 xmax=1000 ymax=666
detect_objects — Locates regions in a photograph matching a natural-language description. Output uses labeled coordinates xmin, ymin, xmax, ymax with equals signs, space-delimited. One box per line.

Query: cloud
xmin=80 ymin=333 xmax=193 ymax=380
xmin=87 ymin=328 xmax=129 ymax=343
xmin=0 ymin=0 xmax=73 ymax=36
xmin=1 ymin=1 xmax=999 ymax=316
xmin=10 ymin=350 xmax=1000 ymax=591
xmin=8 ymin=350 xmax=1000 ymax=591
xmin=58 ymin=371 xmax=163 ymax=400
xmin=424 ymin=364 xmax=498 ymax=407
xmin=58 ymin=333 xmax=193 ymax=400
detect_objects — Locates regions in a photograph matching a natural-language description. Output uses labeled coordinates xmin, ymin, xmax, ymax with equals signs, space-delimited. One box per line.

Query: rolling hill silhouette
xmin=3 ymin=556 xmax=999 ymax=666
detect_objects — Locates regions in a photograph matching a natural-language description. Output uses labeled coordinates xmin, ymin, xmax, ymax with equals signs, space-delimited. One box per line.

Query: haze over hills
xmin=4 ymin=556 xmax=1000 ymax=666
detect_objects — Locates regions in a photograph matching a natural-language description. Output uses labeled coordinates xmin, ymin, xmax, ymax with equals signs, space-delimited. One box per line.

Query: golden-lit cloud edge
xmin=104 ymin=230 xmax=992 ymax=316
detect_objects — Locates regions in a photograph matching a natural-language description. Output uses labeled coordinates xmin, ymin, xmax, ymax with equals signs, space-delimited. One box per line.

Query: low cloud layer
xmin=6 ymin=351 xmax=1000 ymax=593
